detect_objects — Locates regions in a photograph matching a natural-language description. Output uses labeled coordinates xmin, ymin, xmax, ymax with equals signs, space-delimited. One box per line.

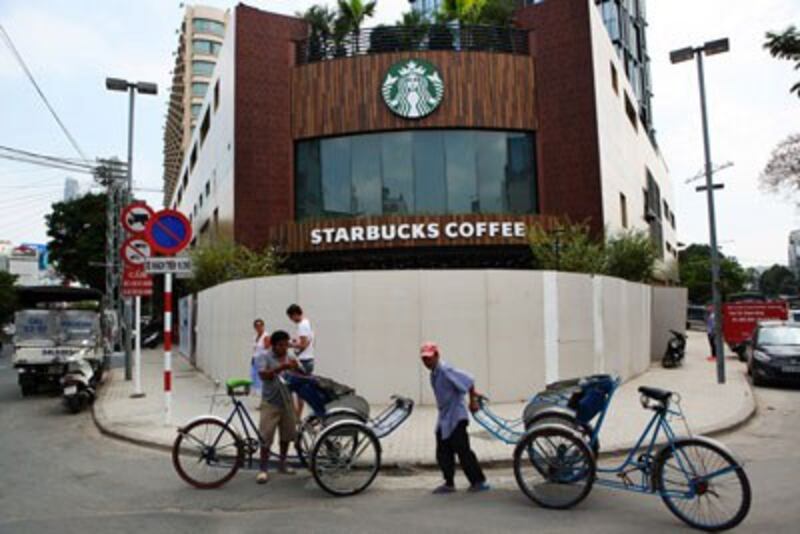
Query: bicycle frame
xmin=593 ymin=402 xmax=738 ymax=501
xmin=207 ymin=395 xmax=266 ymax=469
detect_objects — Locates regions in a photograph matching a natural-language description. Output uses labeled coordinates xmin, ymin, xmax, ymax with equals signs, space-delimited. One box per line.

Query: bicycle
xmin=474 ymin=375 xmax=752 ymax=531
xmin=171 ymin=377 xmax=414 ymax=496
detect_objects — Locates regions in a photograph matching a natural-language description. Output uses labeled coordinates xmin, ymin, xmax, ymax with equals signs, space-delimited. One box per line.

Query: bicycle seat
xmin=226 ymin=378 xmax=252 ymax=397
xmin=638 ymin=386 xmax=672 ymax=402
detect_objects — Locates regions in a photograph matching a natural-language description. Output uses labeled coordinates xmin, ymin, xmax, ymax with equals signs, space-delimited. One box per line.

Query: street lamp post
xmin=105 ymin=78 xmax=158 ymax=384
xmin=670 ymin=38 xmax=729 ymax=384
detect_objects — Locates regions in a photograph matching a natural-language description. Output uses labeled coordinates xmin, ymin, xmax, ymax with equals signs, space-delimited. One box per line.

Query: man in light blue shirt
xmin=420 ymin=341 xmax=489 ymax=494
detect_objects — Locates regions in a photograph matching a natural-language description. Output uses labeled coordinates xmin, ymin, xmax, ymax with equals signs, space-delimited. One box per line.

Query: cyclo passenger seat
xmin=226 ymin=378 xmax=252 ymax=397
xmin=638 ymin=386 xmax=672 ymax=406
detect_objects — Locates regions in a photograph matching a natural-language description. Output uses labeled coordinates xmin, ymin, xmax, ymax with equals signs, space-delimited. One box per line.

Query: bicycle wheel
xmin=526 ymin=411 xmax=599 ymax=456
xmin=295 ymin=415 xmax=322 ymax=468
xmin=513 ymin=424 xmax=595 ymax=509
xmin=172 ymin=417 xmax=243 ymax=489
xmin=655 ymin=439 xmax=751 ymax=532
xmin=311 ymin=421 xmax=381 ymax=497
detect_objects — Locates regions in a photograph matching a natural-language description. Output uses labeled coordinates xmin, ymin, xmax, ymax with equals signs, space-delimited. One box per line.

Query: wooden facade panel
xmin=291 ymin=51 xmax=536 ymax=139
xmin=269 ymin=214 xmax=550 ymax=254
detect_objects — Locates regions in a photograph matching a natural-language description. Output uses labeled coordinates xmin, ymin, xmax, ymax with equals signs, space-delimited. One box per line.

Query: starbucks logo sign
xmin=381 ymin=59 xmax=444 ymax=119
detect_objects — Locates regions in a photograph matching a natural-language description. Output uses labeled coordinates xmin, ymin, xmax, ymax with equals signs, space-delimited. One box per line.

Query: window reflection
xmin=295 ymin=130 xmax=537 ymax=220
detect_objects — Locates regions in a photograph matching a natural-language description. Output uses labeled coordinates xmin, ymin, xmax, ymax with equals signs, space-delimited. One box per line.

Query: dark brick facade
xmin=234 ymin=5 xmax=307 ymax=249
xmin=516 ymin=0 xmax=605 ymax=237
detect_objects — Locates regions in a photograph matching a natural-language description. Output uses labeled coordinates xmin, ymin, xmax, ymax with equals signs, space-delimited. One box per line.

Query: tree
xmin=764 ymin=25 xmax=800 ymax=98
xmin=760 ymin=133 xmax=800 ymax=203
xmin=299 ymin=4 xmax=338 ymax=60
xmin=189 ymin=240 xmax=283 ymax=293
xmin=337 ymin=0 xmax=377 ymax=54
xmin=45 ymin=193 xmax=106 ymax=292
xmin=604 ymin=230 xmax=657 ymax=283
xmin=528 ymin=220 xmax=605 ymax=274
xmin=678 ymin=244 xmax=747 ymax=304
xmin=759 ymin=264 xmax=798 ymax=297
xmin=396 ymin=9 xmax=430 ymax=50
xmin=0 ymin=271 xmax=18 ymax=326
xmin=438 ymin=0 xmax=516 ymax=25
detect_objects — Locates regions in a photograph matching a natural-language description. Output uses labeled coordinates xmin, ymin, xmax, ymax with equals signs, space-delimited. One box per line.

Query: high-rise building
xmin=162 ymin=5 xmax=228 ymax=206
xmin=411 ymin=0 xmax=654 ymax=136
xmin=63 ymin=177 xmax=80 ymax=201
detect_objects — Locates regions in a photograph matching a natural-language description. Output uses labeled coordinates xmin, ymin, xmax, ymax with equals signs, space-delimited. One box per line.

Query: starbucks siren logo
xmin=381 ymin=59 xmax=444 ymax=119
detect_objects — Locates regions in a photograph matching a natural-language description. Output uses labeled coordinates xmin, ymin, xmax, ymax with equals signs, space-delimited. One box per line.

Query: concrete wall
xmin=195 ymin=270 xmax=683 ymax=404
xmin=650 ymin=286 xmax=689 ymax=361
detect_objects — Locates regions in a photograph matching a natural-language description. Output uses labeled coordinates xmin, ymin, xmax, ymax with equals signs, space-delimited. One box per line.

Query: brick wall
xmin=515 ymin=0 xmax=605 ymax=237
xmin=234 ymin=6 xmax=307 ymax=249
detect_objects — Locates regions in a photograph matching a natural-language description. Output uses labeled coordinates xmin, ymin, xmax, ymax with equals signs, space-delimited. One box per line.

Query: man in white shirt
xmin=287 ymin=303 xmax=315 ymax=417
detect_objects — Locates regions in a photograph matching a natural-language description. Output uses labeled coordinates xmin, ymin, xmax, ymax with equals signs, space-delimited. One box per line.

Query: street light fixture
xmin=669 ymin=38 xmax=729 ymax=384
xmin=105 ymin=77 xmax=158 ymax=384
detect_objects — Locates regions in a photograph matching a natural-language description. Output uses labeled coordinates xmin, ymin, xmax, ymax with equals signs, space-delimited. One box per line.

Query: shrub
xmin=188 ymin=240 xmax=283 ymax=293
xmin=528 ymin=220 xmax=605 ymax=274
xmin=604 ymin=229 xmax=657 ymax=282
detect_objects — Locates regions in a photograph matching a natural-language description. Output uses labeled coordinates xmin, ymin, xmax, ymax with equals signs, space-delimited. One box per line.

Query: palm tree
xmin=396 ymin=10 xmax=430 ymax=50
xmin=337 ymin=0 xmax=377 ymax=54
xmin=764 ymin=25 xmax=800 ymax=98
xmin=299 ymin=5 xmax=337 ymax=60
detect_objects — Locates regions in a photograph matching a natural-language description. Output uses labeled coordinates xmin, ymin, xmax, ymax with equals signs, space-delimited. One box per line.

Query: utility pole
xmin=94 ymin=159 xmax=128 ymax=361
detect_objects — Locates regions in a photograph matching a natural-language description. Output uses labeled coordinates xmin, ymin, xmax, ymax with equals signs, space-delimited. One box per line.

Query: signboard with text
xmin=122 ymin=267 xmax=154 ymax=297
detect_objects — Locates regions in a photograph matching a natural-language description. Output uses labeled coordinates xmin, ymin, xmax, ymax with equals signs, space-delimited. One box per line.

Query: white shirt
xmin=253 ymin=331 xmax=270 ymax=360
xmin=295 ymin=318 xmax=315 ymax=361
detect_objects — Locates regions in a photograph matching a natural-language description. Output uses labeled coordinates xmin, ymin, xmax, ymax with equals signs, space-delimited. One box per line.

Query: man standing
xmin=420 ymin=341 xmax=489 ymax=494
xmin=706 ymin=308 xmax=717 ymax=362
xmin=255 ymin=330 xmax=298 ymax=484
xmin=287 ymin=304 xmax=315 ymax=416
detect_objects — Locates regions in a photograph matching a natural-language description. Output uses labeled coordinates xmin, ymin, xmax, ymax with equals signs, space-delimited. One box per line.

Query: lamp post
xmin=105 ymin=78 xmax=158 ymax=384
xmin=670 ymin=38 xmax=729 ymax=384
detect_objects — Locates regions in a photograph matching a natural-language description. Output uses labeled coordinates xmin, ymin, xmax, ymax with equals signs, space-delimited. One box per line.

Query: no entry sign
xmin=145 ymin=209 xmax=192 ymax=255
xmin=121 ymin=237 xmax=152 ymax=267
xmin=121 ymin=203 xmax=155 ymax=235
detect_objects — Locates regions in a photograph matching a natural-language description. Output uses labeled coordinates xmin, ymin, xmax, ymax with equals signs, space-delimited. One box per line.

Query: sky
xmin=0 ymin=0 xmax=798 ymax=267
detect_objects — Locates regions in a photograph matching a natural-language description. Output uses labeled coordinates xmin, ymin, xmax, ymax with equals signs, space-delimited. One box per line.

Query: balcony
xmin=296 ymin=24 xmax=529 ymax=65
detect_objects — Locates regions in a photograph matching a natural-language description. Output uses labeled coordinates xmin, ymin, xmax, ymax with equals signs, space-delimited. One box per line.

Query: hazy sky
xmin=1 ymin=0 xmax=798 ymax=267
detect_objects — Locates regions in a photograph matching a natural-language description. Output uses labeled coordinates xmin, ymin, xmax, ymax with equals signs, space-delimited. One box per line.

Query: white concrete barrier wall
xmin=195 ymin=270 xmax=681 ymax=405
xmin=650 ymin=286 xmax=689 ymax=361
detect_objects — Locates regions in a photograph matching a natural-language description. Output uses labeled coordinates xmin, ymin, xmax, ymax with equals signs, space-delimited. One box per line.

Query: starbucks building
xmin=169 ymin=0 xmax=679 ymax=273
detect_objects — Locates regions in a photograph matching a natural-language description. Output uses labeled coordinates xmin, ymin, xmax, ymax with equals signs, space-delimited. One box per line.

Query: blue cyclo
xmin=473 ymin=375 xmax=751 ymax=532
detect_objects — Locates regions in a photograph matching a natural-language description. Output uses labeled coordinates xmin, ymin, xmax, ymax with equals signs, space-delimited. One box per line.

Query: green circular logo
xmin=381 ymin=59 xmax=444 ymax=119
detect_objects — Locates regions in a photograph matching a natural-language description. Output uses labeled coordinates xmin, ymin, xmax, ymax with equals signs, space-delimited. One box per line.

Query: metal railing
xmin=297 ymin=24 xmax=529 ymax=64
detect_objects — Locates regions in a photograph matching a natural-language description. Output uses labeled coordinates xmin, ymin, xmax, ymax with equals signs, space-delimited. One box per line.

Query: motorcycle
xmin=661 ymin=329 xmax=687 ymax=368
xmin=61 ymin=355 xmax=101 ymax=413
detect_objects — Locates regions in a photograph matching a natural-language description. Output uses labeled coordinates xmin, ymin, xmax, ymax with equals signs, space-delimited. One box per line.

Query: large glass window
xmin=192 ymin=39 xmax=222 ymax=56
xmin=192 ymin=18 xmax=225 ymax=37
xmin=295 ymin=130 xmax=537 ymax=220
xmin=191 ymin=82 xmax=208 ymax=97
xmin=192 ymin=60 xmax=215 ymax=77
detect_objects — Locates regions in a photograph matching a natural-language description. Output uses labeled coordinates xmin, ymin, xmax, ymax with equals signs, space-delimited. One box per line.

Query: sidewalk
xmin=93 ymin=331 xmax=755 ymax=466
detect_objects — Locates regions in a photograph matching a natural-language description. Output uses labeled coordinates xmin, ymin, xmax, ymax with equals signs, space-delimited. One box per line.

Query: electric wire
xmin=0 ymin=23 xmax=89 ymax=162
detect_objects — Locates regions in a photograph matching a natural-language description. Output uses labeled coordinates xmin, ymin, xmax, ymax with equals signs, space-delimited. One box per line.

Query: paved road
xmin=1 ymin=348 xmax=798 ymax=533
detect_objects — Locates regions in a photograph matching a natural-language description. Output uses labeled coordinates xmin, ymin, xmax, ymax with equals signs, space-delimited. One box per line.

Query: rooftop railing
xmin=296 ymin=24 xmax=530 ymax=64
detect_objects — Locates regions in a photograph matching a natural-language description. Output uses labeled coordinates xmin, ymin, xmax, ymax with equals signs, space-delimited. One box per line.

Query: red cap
xmin=420 ymin=341 xmax=439 ymax=358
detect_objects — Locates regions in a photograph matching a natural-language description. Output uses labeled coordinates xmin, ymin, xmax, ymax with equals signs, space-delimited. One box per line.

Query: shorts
xmin=259 ymin=400 xmax=297 ymax=447
xmin=299 ymin=359 xmax=315 ymax=374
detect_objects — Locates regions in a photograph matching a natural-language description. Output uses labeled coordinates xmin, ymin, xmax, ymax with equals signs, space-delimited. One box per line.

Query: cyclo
xmin=473 ymin=374 xmax=751 ymax=532
xmin=171 ymin=371 xmax=413 ymax=496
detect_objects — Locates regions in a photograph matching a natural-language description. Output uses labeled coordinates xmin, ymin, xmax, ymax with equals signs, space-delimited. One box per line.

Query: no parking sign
xmin=145 ymin=209 xmax=192 ymax=255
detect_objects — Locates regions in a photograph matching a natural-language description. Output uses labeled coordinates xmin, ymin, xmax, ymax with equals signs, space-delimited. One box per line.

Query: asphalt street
xmin=1 ymin=346 xmax=799 ymax=534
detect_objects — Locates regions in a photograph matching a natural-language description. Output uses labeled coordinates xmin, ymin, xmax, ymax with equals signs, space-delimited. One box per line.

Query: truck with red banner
xmin=722 ymin=296 xmax=789 ymax=360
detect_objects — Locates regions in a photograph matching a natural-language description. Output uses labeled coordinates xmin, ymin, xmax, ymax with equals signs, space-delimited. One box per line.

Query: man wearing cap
xmin=420 ymin=341 xmax=489 ymax=494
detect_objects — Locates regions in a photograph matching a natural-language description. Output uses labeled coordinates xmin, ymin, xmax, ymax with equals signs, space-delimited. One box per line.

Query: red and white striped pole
xmin=164 ymin=272 xmax=173 ymax=425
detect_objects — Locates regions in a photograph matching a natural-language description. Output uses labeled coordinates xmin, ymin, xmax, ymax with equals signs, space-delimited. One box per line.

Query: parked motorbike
xmin=61 ymin=356 xmax=101 ymax=413
xmin=661 ymin=329 xmax=687 ymax=368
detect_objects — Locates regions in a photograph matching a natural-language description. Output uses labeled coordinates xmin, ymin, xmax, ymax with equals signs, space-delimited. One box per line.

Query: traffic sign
xmin=145 ymin=209 xmax=192 ymax=255
xmin=121 ymin=237 xmax=152 ymax=267
xmin=121 ymin=203 xmax=155 ymax=235
xmin=144 ymin=257 xmax=193 ymax=275
xmin=122 ymin=267 xmax=153 ymax=297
